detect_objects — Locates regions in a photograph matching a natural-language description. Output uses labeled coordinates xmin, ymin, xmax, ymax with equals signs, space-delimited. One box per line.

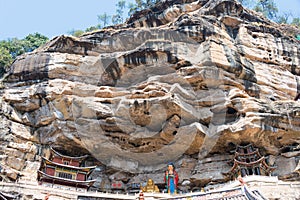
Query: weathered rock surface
xmin=1 ymin=0 xmax=300 ymax=194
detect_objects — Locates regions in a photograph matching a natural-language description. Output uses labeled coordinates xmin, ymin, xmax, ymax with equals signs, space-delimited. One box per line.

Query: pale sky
xmin=0 ymin=0 xmax=299 ymax=40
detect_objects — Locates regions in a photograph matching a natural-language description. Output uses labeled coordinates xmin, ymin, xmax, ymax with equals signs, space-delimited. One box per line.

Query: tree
xmin=4 ymin=38 xmax=27 ymax=58
xmin=134 ymin=0 xmax=144 ymax=10
xmin=277 ymin=12 xmax=292 ymax=24
xmin=127 ymin=0 xmax=160 ymax=16
xmin=0 ymin=46 xmax=13 ymax=67
xmin=128 ymin=2 xmax=138 ymax=16
xmin=254 ymin=0 xmax=278 ymax=20
xmin=2 ymin=33 xmax=49 ymax=58
xmin=23 ymin=33 xmax=49 ymax=52
xmin=145 ymin=0 xmax=160 ymax=7
xmin=0 ymin=33 xmax=49 ymax=77
xmin=112 ymin=0 xmax=126 ymax=24
xmin=291 ymin=17 xmax=300 ymax=27
xmin=0 ymin=46 xmax=13 ymax=77
xmin=98 ymin=13 xmax=111 ymax=28
xmin=85 ymin=26 xmax=99 ymax=32
xmin=68 ymin=29 xmax=85 ymax=37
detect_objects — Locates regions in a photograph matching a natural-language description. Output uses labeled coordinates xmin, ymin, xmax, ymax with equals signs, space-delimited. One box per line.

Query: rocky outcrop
xmin=1 ymin=0 xmax=300 ymax=194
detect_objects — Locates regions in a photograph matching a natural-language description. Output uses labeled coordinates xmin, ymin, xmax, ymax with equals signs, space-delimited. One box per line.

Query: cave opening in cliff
xmin=225 ymin=107 xmax=238 ymax=123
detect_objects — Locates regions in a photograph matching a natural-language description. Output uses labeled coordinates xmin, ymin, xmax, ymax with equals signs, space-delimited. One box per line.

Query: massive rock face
xmin=1 ymin=0 xmax=300 ymax=192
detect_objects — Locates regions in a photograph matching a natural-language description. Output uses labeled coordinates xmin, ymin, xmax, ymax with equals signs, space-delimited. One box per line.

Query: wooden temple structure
xmin=223 ymin=144 xmax=276 ymax=179
xmin=38 ymin=147 xmax=96 ymax=190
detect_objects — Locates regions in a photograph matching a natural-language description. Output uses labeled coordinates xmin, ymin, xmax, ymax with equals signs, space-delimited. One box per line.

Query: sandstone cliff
xmin=1 ymin=0 xmax=300 ymax=194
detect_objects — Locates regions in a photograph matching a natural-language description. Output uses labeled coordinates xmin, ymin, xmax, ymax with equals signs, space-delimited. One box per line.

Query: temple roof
xmin=234 ymin=156 xmax=266 ymax=166
xmin=235 ymin=149 xmax=261 ymax=157
xmin=223 ymin=144 xmax=276 ymax=177
xmin=223 ymin=156 xmax=276 ymax=176
xmin=41 ymin=157 xmax=96 ymax=173
xmin=50 ymin=146 xmax=89 ymax=161
xmin=38 ymin=170 xmax=96 ymax=187
xmin=236 ymin=144 xmax=254 ymax=149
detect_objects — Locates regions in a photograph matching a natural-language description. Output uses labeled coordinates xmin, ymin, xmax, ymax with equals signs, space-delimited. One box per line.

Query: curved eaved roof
xmin=42 ymin=156 xmax=97 ymax=173
xmin=38 ymin=170 xmax=96 ymax=187
xmin=50 ymin=146 xmax=89 ymax=160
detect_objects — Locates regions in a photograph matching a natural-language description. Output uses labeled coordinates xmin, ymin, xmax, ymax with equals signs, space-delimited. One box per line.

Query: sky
xmin=0 ymin=0 xmax=300 ymax=41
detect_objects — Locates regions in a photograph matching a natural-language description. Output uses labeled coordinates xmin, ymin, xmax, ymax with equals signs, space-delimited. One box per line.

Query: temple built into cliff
xmin=37 ymin=147 xmax=96 ymax=191
xmin=223 ymin=144 xmax=276 ymax=179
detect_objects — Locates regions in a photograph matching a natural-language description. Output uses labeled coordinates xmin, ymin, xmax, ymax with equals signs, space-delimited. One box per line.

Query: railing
xmin=0 ymin=181 xmax=139 ymax=199
xmin=1 ymin=176 xmax=300 ymax=199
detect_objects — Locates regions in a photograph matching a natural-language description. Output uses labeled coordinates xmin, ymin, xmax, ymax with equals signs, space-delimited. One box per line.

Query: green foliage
xmin=98 ymin=13 xmax=111 ymax=28
xmin=254 ymin=0 xmax=278 ymax=20
xmin=0 ymin=33 xmax=48 ymax=77
xmin=291 ymin=18 xmax=300 ymax=27
xmin=0 ymin=33 xmax=48 ymax=59
xmin=0 ymin=46 xmax=13 ymax=77
xmin=23 ymin=33 xmax=49 ymax=52
xmin=85 ymin=26 xmax=99 ymax=32
xmin=276 ymin=12 xmax=292 ymax=24
xmin=68 ymin=29 xmax=85 ymax=37
xmin=112 ymin=0 xmax=126 ymax=24
xmin=1 ymin=38 xmax=26 ymax=58
xmin=70 ymin=0 xmax=161 ymax=35
xmin=145 ymin=0 xmax=160 ymax=6
xmin=129 ymin=0 xmax=144 ymax=14
xmin=0 ymin=46 xmax=12 ymax=67
xmin=128 ymin=2 xmax=138 ymax=16
xmin=128 ymin=0 xmax=160 ymax=16
xmin=69 ymin=13 xmax=111 ymax=36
